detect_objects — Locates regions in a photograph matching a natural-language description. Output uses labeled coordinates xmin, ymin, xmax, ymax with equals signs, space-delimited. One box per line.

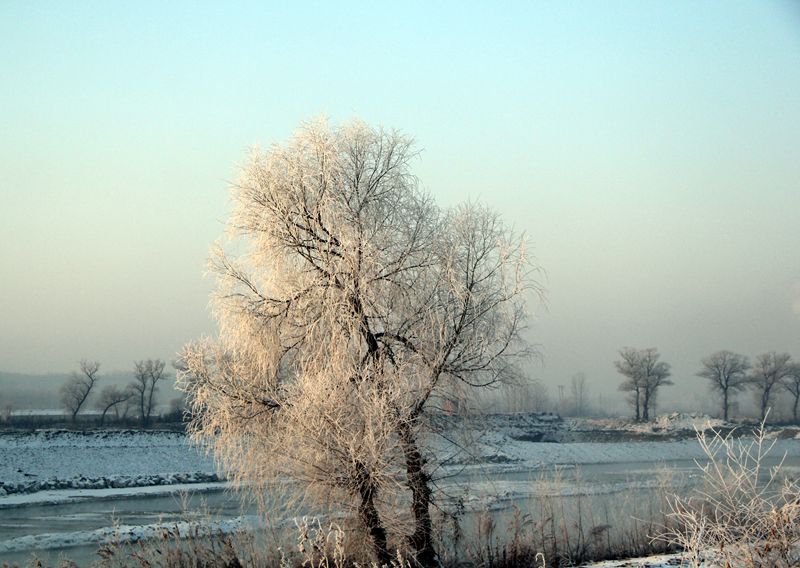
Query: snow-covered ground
xmin=0 ymin=429 xmax=217 ymax=497
xmin=443 ymin=412 xmax=800 ymax=471
xmin=591 ymin=412 xmax=728 ymax=434
xmin=0 ymin=502 xmax=253 ymax=554
xmin=9 ymin=409 xmax=72 ymax=416
xmin=0 ymin=481 xmax=225 ymax=509
xmin=579 ymin=555 xmax=687 ymax=567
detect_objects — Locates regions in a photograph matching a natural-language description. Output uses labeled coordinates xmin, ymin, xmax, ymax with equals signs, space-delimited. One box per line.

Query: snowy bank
xmin=0 ymin=429 xmax=218 ymax=499
xmin=0 ymin=514 xmax=257 ymax=554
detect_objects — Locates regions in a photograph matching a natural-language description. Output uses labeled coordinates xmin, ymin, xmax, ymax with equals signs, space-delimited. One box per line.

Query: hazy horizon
xmin=2 ymin=2 xmax=799 ymax=410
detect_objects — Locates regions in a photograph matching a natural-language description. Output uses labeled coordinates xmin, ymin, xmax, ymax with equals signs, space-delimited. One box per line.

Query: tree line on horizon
xmin=614 ymin=347 xmax=800 ymax=423
xmin=25 ymin=347 xmax=800 ymax=428
xmin=56 ymin=358 xmax=181 ymax=426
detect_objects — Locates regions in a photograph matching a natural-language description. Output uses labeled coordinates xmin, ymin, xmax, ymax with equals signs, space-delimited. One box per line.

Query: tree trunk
xmin=355 ymin=464 xmax=392 ymax=566
xmin=760 ymin=389 xmax=770 ymax=422
xmin=641 ymin=388 xmax=650 ymax=422
xmin=146 ymin=378 xmax=158 ymax=427
xmin=140 ymin=394 xmax=148 ymax=428
xmin=793 ymin=394 xmax=799 ymax=424
xmin=722 ymin=389 xmax=729 ymax=422
xmin=634 ymin=388 xmax=640 ymax=422
xmin=398 ymin=422 xmax=438 ymax=568
xmin=352 ymin=292 xmax=436 ymax=565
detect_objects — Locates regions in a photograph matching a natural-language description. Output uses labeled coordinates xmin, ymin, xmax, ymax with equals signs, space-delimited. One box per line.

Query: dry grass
xmin=660 ymin=421 xmax=800 ymax=567
xmin=429 ymin=465 xmax=681 ymax=568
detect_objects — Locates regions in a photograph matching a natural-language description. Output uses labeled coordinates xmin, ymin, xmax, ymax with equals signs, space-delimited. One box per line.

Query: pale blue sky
xmin=2 ymin=2 xmax=799 ymax=408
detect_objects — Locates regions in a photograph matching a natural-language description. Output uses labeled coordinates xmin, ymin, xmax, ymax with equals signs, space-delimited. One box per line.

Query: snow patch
xmin=0 ymin=515 xmax=258 ymax=553
xmin=0 ymin=429 xmax=217 ymax=498
xmin=0 ymin=472 xmax=222 ymax=498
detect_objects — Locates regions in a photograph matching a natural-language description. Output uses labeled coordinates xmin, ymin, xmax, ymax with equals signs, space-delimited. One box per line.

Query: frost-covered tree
xmin=60 ymin=359 xmax=100 ymax=423
xmin=178 ymin=118 xmax=536 ymax=566
xmin=749 ymin=352 xmax=792 ymax=422
xmin=697 ymin=350 xmax=750 ymax=421
xmin=615 ymin=347 xmax=671 ymax=421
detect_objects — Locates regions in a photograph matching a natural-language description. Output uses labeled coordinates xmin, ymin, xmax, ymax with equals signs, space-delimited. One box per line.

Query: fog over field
xmin=2 ymin=3 xmax=799 ymax=413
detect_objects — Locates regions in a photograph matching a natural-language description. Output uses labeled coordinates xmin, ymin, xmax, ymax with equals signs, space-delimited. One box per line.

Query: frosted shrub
xmin=662 ymin=422 xmax=800 ymax=567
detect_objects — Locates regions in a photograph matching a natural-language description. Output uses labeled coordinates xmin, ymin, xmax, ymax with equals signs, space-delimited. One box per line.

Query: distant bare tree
xmin=616 ymin=348 xmax=645 ymax=421
xmin=529 ymin=380 xmax=552 ymax=413
xmin=165 ymin=394 xmax=187 ymax=422
xmin=640 ymin=350 xmax=672 ymax=420
xmin=749 ymin=352 xmax=792 ymax=421
xmin=60 ymin=360 xmax=100 ymax=423
xmin=130 ymin=359 xmax=166 ymax=427
xmin=615 ymin=347 xmax=671 ymax=422
xmin=782 ymin=364 xmax=800 ymax=424
xmin=0 ymin=403 xmax=13 ymax=423
xmin=118 ymin=393 xmax=136 ymax=420
xmin=499 ymin=378 xmax=551 ymax=413
xmin=570 ymin=372 xmax=589 ymax=416
xmin=95 ymin=385 xmax=134 ymax=426
xmin=697 ymin=350 xmax=750 ymax=421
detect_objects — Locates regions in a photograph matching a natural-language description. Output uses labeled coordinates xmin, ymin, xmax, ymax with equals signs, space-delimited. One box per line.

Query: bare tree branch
xmin=60 ymin=359 xmax=100 ymax=423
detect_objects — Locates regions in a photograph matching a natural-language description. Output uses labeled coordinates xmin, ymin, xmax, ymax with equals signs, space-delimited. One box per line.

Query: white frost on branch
xmin=178 ymin=118 xmax=539 ymax=563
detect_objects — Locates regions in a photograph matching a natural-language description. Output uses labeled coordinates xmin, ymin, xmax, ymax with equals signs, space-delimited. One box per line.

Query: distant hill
xmin=0 ymin=370 xmax=180 ymax=411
